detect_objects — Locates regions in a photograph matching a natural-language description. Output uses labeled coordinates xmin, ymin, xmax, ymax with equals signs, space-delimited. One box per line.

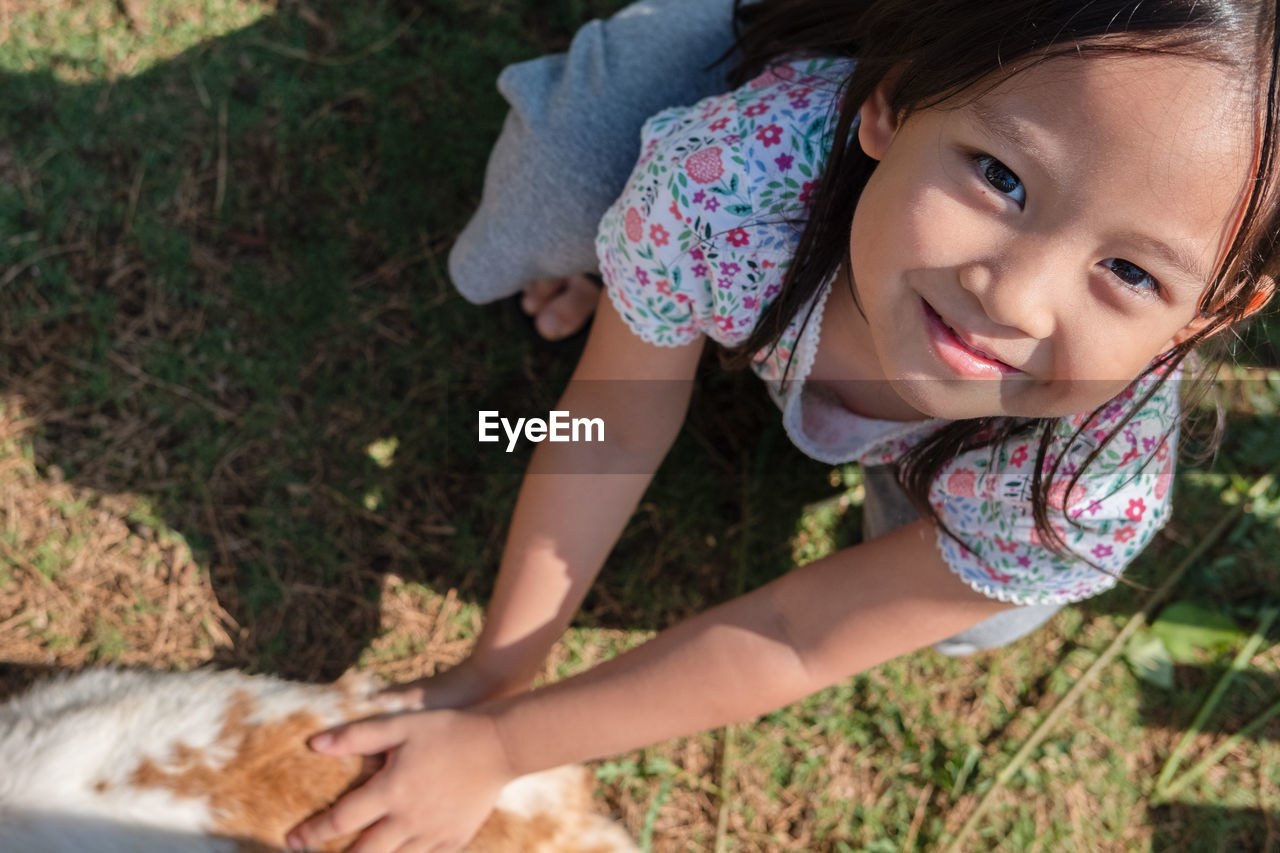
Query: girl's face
xmin=846 ymin=52 xmax=1255 ymax=420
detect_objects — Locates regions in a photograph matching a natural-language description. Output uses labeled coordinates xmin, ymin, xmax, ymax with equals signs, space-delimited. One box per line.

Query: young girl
xmin=290 ymin=1 xmax=1279 ymax=850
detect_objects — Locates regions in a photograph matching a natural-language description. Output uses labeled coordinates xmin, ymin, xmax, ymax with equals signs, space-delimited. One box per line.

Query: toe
xmin=534 ymin=274 xmax=600 ymax=340
xmin=521 ymin=277 xmax=567 ymax=315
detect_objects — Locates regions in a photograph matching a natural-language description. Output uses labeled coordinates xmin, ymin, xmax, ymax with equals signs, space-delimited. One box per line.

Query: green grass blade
xmin=1153 ymin=604 xmax=1279 ymax=800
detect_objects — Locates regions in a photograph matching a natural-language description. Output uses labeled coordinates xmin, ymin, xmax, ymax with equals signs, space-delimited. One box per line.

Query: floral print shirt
xmin=595 ymin=57 xmax=1177 ymax=606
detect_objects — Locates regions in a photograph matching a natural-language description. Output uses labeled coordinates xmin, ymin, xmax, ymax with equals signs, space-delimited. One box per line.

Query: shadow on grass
xmin=0 ymin=0 xmax=816 ymax=682
xmin=1151 ymin=803 xmax=1279 ymax=852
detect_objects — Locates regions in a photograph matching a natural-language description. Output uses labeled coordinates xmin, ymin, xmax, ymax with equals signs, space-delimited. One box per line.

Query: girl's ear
xmin=857 ymin=74 xmax=901 ymax=161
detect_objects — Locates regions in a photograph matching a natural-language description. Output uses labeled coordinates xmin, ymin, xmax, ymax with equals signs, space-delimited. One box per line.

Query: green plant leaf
xmin=1150 ymin=601 xmax=1245 ymax=662
xmin=594 ymin=760 xmax=639 ymax=783
xmin=1124 ymin=630 xmax=1174 ymax=689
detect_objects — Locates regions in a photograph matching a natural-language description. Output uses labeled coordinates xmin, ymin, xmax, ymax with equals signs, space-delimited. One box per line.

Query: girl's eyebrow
xmin=969 ymin=97 xmax=1051 ymax=163
xmin=1111 ymin=231 xmax=1213 ymax=293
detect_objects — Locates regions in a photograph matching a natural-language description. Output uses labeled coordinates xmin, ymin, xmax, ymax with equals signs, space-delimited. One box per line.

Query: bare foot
xmin=520 ymin=274 xmax=601 ymax=340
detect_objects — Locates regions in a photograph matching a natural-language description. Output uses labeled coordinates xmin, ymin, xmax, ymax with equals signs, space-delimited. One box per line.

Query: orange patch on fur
xmin=124 ymin=687 xmax=629 ymax=853
xmin=469 ymin=810 xmax=621 ymax=853
xmin=467 ymin=768 xmax=620 ymax=853
xmin=127 ymin=691 xmax=367 ymax=852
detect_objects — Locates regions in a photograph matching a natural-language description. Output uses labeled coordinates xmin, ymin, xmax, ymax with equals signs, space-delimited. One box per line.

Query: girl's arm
xmin=490 ymin=518 xmax=1012 ymax=775
xmin=416 ymin=297 xmax=705 ymax=706
xmin=288 ymin=519 xmax=1013 ymax=852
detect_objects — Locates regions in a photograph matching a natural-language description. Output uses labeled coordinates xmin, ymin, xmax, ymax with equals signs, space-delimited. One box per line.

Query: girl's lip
xmin=921 ymin=299 xmax=1021 ymax=376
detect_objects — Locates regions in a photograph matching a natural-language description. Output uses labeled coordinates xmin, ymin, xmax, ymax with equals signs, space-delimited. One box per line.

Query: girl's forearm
xmin=485 ymin=522 xmax=1012 ymax=776
xmin=468 ymin=462 xmax=657 ymax=690
xmin=468 ymin=371 xmax=696 ymax=693
xmin=487 ymin=581 xmax=815 ymax=774
xmin=461 ymin=297 xmax=702 ymax=697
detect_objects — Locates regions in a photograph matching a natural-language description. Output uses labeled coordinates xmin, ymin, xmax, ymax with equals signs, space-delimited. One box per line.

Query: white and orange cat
xmin=0 ymin=668 xmax=639 ymax=853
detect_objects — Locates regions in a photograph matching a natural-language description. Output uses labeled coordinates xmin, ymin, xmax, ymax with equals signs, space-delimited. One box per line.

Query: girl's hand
xmin=285 ymin=709 xmax=515 ymax=853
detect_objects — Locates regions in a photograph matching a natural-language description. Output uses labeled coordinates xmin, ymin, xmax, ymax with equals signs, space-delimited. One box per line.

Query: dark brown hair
xmin=720 ymin=0 xmax=1280 ymax=561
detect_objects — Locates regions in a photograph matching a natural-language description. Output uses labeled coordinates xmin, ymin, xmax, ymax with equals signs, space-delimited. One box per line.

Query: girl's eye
xmin=973 ymin=154 xmax=1026 ymax=206
xmin=1102 ymin=258 xmax=1161 ymax=295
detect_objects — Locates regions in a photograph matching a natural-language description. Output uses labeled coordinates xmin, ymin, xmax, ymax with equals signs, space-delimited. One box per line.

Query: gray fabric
xmin=863 ymin=465 xmax=1063 ymax=656
xmin=448 ymin=0 xmax=742 ymax=303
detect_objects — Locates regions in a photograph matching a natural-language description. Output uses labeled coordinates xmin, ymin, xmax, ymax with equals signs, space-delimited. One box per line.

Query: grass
xmin=0 ymin=1 xmax=1277 ymax=850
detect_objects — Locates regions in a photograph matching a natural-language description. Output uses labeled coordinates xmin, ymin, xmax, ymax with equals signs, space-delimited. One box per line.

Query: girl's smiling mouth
xmin=921 ymin=299 xmax=1022 ymax=376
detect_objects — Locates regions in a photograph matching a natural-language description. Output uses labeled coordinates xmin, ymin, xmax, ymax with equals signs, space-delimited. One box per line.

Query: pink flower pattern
xmin=624 ymin=207 xmax=643 ymax=242
xmin=685 ymin=146 xmax=725 ymax=184
xmin=596 ymin=57 xmax=1179 ymax=607
xmin=1125 ymin=498 xmax=1147 ymax=522
xmin=754 ymin=123 xmax=783 ymax=147
xmin=947 ymin=468 xmax=976 ymax=497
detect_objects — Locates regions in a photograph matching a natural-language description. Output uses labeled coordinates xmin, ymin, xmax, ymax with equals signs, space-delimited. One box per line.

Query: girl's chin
xmin=884 ymin=376 xmax=1008 ymax=420
xmin=886 ymin=375 xmax=1053 ymax=421
xmin=890 ymin=376 xmax=1134 ymax=421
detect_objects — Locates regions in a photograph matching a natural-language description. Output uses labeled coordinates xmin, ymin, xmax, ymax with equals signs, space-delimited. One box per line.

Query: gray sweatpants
xmin=448 ymin=0 xmax=742 ymax=303
xmin=450 ymin=1 xmax=1062 ymax=653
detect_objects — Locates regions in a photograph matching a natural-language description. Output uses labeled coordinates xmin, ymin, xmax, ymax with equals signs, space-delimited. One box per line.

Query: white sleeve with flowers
xmin=595 ymin=57 xmax=853 ymax=347
xmin=928 ymin=369 xmax=1181 ymax=605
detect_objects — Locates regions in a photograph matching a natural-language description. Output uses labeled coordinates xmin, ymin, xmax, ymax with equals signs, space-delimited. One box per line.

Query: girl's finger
xmin=424 ymin=841 xmax=462 ymax=853
xmin=286 ymin=782 xmax=386 ymax=850
xmin=402 ymin=839 xmax=445 ymax=853
xmin=345 ymin=817 xmax=407 ymax=853
xmin=392 ymin=839 xmax=433 ymax=853
xmin=310 ymin=716 xmax=405 ymax=756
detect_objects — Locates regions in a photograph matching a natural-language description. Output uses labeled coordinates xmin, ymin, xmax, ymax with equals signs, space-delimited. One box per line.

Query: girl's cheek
xmin=901 ymin=187 xmax=992 ymax=266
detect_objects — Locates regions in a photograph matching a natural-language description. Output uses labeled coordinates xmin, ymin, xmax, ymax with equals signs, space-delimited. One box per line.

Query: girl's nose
xmin=957 ymin=241 xmax=1062 ymax=341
